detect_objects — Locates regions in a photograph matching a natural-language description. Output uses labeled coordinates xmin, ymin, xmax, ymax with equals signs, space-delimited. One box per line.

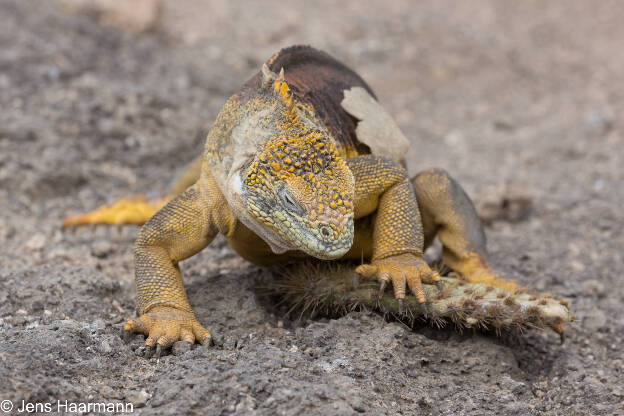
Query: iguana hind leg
xmin=412 ymin=168 xmax=517 ymax=291
xmin=63 ymin=155 xmax=203 ymax=227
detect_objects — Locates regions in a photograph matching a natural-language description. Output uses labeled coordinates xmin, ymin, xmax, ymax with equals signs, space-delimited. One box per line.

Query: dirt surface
xmin=1 ymin=1 xmax=623 ymax=415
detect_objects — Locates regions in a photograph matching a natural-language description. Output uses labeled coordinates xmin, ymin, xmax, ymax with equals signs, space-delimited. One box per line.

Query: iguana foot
xmin=63 ymin=195 xmax=168 ymax=227
xmin=355 ymin=253 xmax=441 ymax=307
xmin=448 ymin=252 xmax=518 ymax=292
xmin=123 ymin=306 xmax=212 ymax=357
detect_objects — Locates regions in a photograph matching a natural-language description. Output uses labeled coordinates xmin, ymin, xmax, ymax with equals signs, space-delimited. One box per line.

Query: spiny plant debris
xmin=265 ymin=261 xmax=574 ymax=336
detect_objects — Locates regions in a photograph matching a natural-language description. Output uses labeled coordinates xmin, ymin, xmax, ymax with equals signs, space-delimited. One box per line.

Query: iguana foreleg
xmin=412 ymin=168 xmax=517 ymax=291
xmin=346 ymin=155 xmax=441 ymax=308
xmin=123 ymin=169 xmax=236 ymax=353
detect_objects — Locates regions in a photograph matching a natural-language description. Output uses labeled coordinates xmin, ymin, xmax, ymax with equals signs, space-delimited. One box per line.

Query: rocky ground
xmin=1 ymin=1 xmax=623 ymax=415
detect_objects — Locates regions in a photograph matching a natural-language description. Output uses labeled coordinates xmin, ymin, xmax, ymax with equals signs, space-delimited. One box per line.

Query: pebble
xmin=498 ymin=374 xmax=527 ymax=395
xmin=25 ymin=233 xmax=46 ymax=251
xmin=504 ymin=402 xmax=529 ymax=414
xmin=475 ymin=184 xmax=533 ymax=224
xmin=60 ymin=0 xmax=160 ymax=33
xmin=100 ymin=340 xmax=113 ymax=354
xmin=99 ymin=385 xmax=123 ymax=399
xmin=585 ymin=112 xmax=613 ymax=134
xmin=91 ymin=240 xmax=115 ymax=258
xmin=582 ymin=279 xmax=606 ymax=296
xmin=583 ymin=309 xmax=607 ymax=330
xmin=126 ymin=390 xmax=150 ymax=408
xmin=235 ymin=395 xmax=256 ymax=413
xmin=223 ymin=335 xmax=238 ymax=350
xmin=129 ymin=334 xmax=145 ymax=350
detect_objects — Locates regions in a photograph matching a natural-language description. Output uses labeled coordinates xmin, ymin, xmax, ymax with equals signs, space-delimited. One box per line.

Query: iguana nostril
xmin=320 ymin=225 xmax=332 ymax=239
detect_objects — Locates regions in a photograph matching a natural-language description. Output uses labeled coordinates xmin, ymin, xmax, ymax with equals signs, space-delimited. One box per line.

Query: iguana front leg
xmin=347 ymin=155 xmax=441 ymax=310
xmin=123 ymin=170 xmax=236 ymax=356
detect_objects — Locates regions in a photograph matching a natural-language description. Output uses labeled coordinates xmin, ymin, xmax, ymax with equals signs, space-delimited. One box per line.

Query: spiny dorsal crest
xmin=261 ymin=63 xmax=277 ymax=88
xmin=261 ymin=64 xmax=294 ymax=113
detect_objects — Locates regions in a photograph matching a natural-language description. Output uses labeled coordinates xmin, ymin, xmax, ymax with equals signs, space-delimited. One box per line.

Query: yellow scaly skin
xmin=66 ymin=46 xmax=521 ymax=353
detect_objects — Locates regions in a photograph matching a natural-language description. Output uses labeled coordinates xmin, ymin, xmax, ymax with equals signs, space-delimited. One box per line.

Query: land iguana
xmin=64 ymin=46 xmax=572 ymax=355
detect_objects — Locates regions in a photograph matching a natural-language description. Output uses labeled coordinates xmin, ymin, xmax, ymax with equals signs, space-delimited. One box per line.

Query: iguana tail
xmin=62 ymin=156 xmax=202 ymax=227
xmin=62 ymin=194 xmax=169 ymax=227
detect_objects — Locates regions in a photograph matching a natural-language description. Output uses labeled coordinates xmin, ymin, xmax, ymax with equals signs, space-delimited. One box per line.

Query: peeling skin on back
xmin=341 ymin=86 xmax=410 ymax=163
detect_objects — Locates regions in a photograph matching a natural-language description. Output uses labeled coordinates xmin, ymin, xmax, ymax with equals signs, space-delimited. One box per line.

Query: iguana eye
xmin=277 ymin=186 xmax=304 ymax=215
xmin=283 ymin=193 xmax=295 ymax=206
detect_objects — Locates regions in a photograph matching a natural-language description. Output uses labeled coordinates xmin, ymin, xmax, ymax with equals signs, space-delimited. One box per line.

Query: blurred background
xmin=3 ymin=0 xmax=622 ymax=198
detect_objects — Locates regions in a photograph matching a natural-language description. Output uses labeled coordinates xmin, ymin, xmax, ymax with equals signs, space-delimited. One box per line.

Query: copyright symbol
xmin=0 ymin=400 xmax=13 ymax=412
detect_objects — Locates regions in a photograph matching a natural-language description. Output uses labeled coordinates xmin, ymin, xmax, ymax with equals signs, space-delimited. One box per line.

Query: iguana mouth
xmin=278 ymin=214 xmax=354 ymax=260
xmin=240 ymin=209 xmax=353 ymax=259
xmin=310 ymin=245 xmax=351 ymax=260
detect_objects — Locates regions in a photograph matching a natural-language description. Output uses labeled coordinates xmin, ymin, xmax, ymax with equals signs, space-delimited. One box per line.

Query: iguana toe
xmin=123 ymin=306 xmax=212 ymax=358
xmin=377 ymin=279 xmax=388 ymax=298
xmin=356 ymin=253 xmax=438 ymax=304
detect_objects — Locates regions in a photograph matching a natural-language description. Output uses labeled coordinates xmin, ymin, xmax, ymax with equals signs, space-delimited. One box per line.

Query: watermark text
xmin=1 ymin=399 xmax=134 ymax=414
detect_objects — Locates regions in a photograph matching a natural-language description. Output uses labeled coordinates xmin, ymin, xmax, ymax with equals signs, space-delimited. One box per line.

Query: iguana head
xmin=241 ymin=66 xmax=355 ymax=259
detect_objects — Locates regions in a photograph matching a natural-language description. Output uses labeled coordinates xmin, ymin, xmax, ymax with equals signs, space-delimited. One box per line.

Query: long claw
xmin=420 ymin=302 xmax=429 ymax=316
xmin=436 ymin=281 xmax=444 ymax=292
xmin=559 ymin=331 xmax=565 ymax=345
xmin=205 ymin=333 xmax=216 ymax=347
xmin=155 ymin=344 xmax=162 ymax=359
xmin=398 ymin=299 xmax=404 ymax=315
xmin=378 ymin=280 xmax=387 ymax=297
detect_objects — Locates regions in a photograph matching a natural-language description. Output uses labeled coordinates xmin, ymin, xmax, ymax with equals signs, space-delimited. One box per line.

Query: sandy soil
xmin=1 ymin=0 xmax=623 ymax=414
